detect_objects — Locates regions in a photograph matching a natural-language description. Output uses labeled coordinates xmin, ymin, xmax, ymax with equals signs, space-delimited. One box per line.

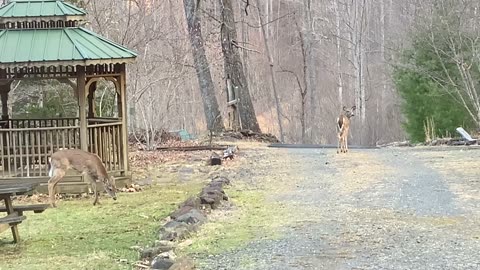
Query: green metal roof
xmin=0 ymin=27 xmax=137 ymax=68
xmin=0 ymin=0 xmax=86 ymax=21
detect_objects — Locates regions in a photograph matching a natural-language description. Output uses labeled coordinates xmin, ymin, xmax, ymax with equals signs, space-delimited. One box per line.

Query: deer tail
xmin=48 ymin=157 xmax=54 ymax=177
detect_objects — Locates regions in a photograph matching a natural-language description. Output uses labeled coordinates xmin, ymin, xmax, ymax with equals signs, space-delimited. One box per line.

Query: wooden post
xmin=4 ymin=196 xmax=20 ymax=243
xmin=87 ymin=81 xmax=96 ymax=119
xmin=119 ymin=64 xmax=129 ymax=174
xmin=0 ymin=82 xmax=10 ymax=121
xmin=77 ymin=66 xmax=88 ymax=152
xmin=226 ymin=78 xmax=240 ymax=131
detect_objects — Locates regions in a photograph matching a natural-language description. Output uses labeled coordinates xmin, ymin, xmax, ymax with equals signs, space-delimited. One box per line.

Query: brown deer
xmin=336 ymin=105 xmax=356 ymax=154
xmin=48 ymin=149 xmax=117 ymax=207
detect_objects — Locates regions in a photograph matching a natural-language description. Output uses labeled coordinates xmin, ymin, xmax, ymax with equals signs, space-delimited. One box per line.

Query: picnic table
xmin=0 ymin=182 xmax=49 ymax=243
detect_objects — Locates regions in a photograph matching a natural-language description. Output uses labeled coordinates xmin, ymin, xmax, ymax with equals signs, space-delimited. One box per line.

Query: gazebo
xmin=0 ymin=0 xmax=137 ymax=193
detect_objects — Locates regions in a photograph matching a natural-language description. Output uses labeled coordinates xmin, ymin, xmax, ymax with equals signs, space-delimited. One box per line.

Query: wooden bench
xmin=0 ymin=212 xmax=27 ymax=242
xmin=0 ymin=182 xmax=42 ymax=243
xmin=0 ymin=204 xmax=50 ymax=215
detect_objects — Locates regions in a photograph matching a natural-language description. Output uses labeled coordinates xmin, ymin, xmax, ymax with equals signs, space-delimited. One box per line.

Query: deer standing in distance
xmin=48 ymin=149 xmax=117 ymax=207
xmin=336 ymin=105 xmax=356 ymax=154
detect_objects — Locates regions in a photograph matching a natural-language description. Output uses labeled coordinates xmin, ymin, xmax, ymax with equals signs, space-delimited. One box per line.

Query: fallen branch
xmin=155 ymin=146 xmax=229 ymax=152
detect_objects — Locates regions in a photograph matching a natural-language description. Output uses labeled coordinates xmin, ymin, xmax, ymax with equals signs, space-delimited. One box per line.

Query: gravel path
xmin=196 ymin=147 xmax=480 ymax=270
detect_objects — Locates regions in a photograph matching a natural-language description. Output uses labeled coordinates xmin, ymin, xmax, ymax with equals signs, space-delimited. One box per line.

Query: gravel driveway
xmin=195 ymin=146 xmax=480 ymax=270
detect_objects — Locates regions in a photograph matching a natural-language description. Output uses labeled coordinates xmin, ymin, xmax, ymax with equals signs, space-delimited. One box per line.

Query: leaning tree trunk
xmin=255 ymin=0 xmax=284 ymax=142
xmin=183 ymin=0 xmax=225 ymax=131
xmin=219 ymin=0 xmax=261 ymax=132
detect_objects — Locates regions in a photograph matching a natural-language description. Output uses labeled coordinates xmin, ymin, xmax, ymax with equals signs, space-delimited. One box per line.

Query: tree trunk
xmin=219 ymin=0 xmax=261 ymax=132
xmin=334 ymin=0 xmax=343 ymax=107
xmin=295 ymin=20 xmax=308 ymax=144
xmin=183 ymin=0 xmax=225 ymax=131
xmin=302 ymin=0 xmax=315 ymax=142
xmin=255 ymin=0 xmax=284 ymax=142
xmin=379 ymin=0 xmax=386 ymax=143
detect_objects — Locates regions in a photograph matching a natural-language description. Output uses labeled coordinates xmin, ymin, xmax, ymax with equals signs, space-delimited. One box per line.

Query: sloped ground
xmin=187 ymin=146 xmax=480 ymax=269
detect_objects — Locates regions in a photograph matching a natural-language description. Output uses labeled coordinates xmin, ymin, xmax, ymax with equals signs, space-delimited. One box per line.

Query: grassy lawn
xmin=0 ymin=181 xmax=205 ymax=270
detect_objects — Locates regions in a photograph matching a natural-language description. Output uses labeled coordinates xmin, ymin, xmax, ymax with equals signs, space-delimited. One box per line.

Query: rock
xmin=175 ymin=209 xmax=206 ymax=224
xmin=168 ymin=257 xmax=196 ymax=270
xmin=158 ymin=250 xmax=177 ymax=260
xmin=154 ymin=240 xmax=177 ymax=249
xmin=159 ymin=221 xmax=191 ymax=241
xmin=199 ymin=186 xmax=227 ymax=209
xmin=151 ymin=257 xmax=175 ymax=270
xmin=179 ymin=196 xmax=202 ymax=209
xmin=212 ymin=176 xmax=231 ymax=186
xmin=209 ymin=152 xmax=222 ymax=166
xmin=208 ymin=181 xmax=224 ymax=189
xmin=141 ymin=245 xmax=177 ymax=259
xmin=170 ymin=205 xmax=194 ymax=220
xmin=163 ymin=221 xmax=183 ymax=230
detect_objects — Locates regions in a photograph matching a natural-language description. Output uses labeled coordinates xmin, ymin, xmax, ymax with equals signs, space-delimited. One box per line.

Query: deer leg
xmin=87 ymin=176 xmax=100 ymax=206
xmin=345 ymin=135 xmax=349 ymax=153
xmin=337 ymin=135 xmax=341 ymax=154
xmin=339 ymin=136 xmax=343 ymax=153
xmin=47 ymin=169 xmax=65 ymax=208
xmin=93 ymin=186 xmax=100 ymax=206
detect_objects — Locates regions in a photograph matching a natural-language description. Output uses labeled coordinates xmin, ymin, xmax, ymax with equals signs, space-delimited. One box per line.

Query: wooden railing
xmin=0 ymin=117 xmax=118 ymax=129
xmin=0 ymin=118 xmax=78 ymax=129
xmin=88 ymin=122 xmax=123 ymax=173
xmin=0 ymin=126 xmax=80 ymax=177
xmin=0 ymin=118 xmax=125 ymax=178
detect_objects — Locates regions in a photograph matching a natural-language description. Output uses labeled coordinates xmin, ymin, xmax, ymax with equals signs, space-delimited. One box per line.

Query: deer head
xmin=102 ymin=176 xmax=117 ymax=200
xmin=343 ymin=105 xmax=356 ymax=118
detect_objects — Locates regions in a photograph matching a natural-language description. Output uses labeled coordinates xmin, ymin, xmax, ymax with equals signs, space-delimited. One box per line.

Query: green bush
xmin=394 ymin=31 xmax=477 ymax=143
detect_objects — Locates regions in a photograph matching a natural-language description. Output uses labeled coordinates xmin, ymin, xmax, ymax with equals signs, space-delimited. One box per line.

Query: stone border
xmin=136 ymin=176 xmax=231 ymax=270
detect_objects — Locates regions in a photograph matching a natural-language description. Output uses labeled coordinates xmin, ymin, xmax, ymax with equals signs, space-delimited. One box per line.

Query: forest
xmin=5 ymin=0 xmax=480 ymax=146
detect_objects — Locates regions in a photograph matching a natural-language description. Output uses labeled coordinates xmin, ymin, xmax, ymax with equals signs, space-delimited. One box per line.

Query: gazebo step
xmin=0 ymin=176 xmax=82 ymax=184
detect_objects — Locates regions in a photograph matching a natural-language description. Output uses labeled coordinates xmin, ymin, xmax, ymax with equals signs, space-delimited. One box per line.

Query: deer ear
xmin=342 ymin=106 xmax=347 ymax=111
xmin=351 ymin=105 xmax=356 ymax=111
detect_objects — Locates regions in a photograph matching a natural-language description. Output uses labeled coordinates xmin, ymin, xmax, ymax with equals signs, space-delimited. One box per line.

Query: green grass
xmin=0 ymin=181 xmax=205 ymax=270
xmin=179 ymin=183 xmax=291 ymax=256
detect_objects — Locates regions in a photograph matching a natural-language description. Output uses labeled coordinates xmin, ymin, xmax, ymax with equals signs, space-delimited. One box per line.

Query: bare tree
xmin=254 ymin=0 xmax=284 ymax=142
xmin=183 ymin=0 xmax=224 ymax=131
xmin=219 ymin=0 xmax=261 ymax=132
xmin=301 ymin=0 xmax=315 ymax=142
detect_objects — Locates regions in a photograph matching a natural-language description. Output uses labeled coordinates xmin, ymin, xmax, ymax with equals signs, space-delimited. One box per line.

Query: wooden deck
xmin=0 ymin=118 xmax=131 ymax=194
